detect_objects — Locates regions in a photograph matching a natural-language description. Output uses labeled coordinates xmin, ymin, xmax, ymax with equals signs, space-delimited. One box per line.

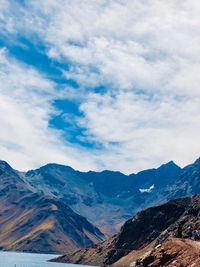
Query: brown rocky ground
xmin=135 ymin=238 xmax=200 ymax=267
xmin=52 ymin=195 xmax=200 ymax=266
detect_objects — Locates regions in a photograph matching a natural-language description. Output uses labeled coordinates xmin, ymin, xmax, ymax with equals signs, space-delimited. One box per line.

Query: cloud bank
xmin=0 ymin=0 xmax=200 ymax=173
xmin=0 ymin=48 xmax=97 ymax=171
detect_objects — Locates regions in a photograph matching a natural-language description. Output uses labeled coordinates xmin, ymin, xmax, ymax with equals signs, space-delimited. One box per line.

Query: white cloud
xmin=0 ymin=0 xmax=200 ymax=172
xmin=12 ymin=0 xmax=200 ymax=96
xmin=0 ymin=48 xmax=97 ymax=171
xmin=79 ymin=91 xmax=200 ymax=172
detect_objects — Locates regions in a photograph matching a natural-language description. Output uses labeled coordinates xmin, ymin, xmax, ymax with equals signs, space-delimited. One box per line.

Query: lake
xmin=0 ymin=251 xmax=93 ymax=267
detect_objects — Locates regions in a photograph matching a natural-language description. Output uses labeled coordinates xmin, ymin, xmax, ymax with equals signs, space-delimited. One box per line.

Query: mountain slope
xmin=0 ymin=161 xmax=104 ymax=254
xmin=165 ymin=157 xmax=200 ymax=199
xmin=1 ymin=157 xmax=200 ymax=257
xmin=135 ymin=238 xmax=200 ymax=267
xmin=22 ymin=161 xmax=182 ymax=235
xmin=52 ymin=194 xmax=200 ymax=266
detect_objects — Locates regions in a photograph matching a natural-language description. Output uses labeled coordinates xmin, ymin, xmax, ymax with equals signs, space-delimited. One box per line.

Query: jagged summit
xmin=193 ymin=157 xmax=200 ymax=165
xmin=0 ymin=159 xmax=13 ymax=171
xmin=159 ymin=160 xmax=180 ymax=168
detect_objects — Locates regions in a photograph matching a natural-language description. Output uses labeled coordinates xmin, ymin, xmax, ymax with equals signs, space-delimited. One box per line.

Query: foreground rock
xmin=52 ymin=194 xmax=200 ymax=266
xmin=136 ymin=238 xmax=200 ymax=267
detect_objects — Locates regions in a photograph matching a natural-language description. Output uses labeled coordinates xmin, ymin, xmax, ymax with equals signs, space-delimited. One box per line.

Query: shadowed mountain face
xmin=0 ymin=161 xmax=104 ymax=254
xmin=52 ymin=195 xmax=200 ymax=266
xmin=165 ymin=158 xmax=200 ymax=199
xmin=23 ymin=161 xmax=182 ymax=235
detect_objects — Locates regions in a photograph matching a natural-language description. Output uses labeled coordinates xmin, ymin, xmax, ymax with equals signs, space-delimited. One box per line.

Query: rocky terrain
xmin=21 ymin=158 xmax=200 ymax=236
xmin=135 ymin=238 xmax=200 ymax=267
xmin=0 ymin=161 xmax=104 ymax=254
xmin=21 ymin=160 xmax=182 ymax=235
xmin=1 ymin=156 xmax=200 ymax=256
xmin=52 ymin=194 xmax=200 ymax=266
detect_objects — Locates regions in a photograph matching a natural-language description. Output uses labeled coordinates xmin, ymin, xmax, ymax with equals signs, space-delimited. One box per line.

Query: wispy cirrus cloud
xmin=0 ymin=0 xmax=200 ymax=172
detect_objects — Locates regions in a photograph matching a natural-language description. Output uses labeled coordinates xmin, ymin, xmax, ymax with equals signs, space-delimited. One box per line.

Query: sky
xmin=0 ymin=0 xmax=200 ymax=173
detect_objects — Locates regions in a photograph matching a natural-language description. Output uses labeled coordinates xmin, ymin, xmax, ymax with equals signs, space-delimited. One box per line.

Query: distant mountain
xmin=22 ymin=161 xmax=182 ymax=235
xmin=0 ymin=161 xmax=104 ymax=254
xmin=52 ymin=194 xmax=200 ymax=266
xmin=1 ymin=156 xmax=200 ymax=255
xmin=164 ymin=158 xmax=200 ymax=199
xmin=129 ymin=160 xmax=181 ymax=191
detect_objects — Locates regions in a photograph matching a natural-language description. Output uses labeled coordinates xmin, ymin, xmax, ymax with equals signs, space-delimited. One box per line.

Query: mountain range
xmin=0 ymin=161 xmax=104 ymax=254
xmin=0 ymin=157 xmax=200 ymax=254
xmin=21 ymin=160 xmax=182 ymax=235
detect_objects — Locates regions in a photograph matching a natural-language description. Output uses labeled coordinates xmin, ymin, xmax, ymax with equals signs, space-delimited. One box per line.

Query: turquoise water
xmin=0 ymin=251 xmax=92 ymax=267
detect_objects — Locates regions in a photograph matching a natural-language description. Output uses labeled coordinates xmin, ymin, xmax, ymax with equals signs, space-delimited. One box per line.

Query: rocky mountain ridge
xmin=0 ymin=160 xmax=104 ymax=254
xmin=52 ymin=194 xmax=200 ymax=266
xmin=21 ymin=160 xmax=182 ymax=235
xmin=1 ymin=156 xmax=200 ymax=256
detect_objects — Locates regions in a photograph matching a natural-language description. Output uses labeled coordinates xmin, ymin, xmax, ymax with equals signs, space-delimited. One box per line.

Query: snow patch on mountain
xmin=139 ymin=184 xmax=155 ymax=193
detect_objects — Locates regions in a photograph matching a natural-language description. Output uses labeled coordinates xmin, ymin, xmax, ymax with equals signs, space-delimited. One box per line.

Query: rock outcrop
xmin=135 ymin=238 xmax=200 ymax=267
xmin=52 ymin=195 xmax=200 ymax=266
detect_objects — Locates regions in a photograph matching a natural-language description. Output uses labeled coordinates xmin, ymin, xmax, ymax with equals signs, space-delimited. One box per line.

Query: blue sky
xmin=0 ymin=0 xmax=200 ymax=173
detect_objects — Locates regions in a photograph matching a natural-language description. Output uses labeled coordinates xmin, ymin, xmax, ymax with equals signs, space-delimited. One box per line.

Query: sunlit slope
xmin=0 ymin=161 xmax=104 ymax=254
